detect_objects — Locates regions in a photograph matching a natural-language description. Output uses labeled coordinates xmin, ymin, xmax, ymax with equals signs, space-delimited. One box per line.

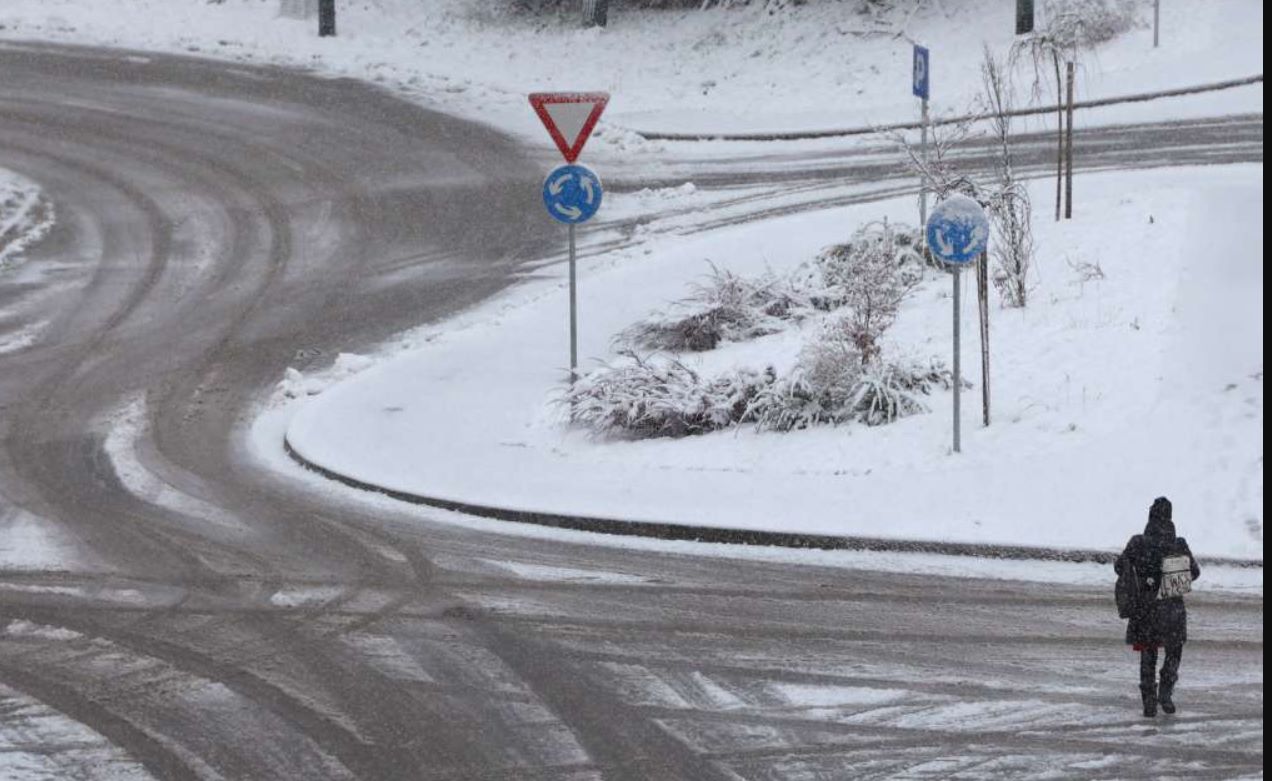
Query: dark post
xmin=582 ymin=0 xmax=609 ymax=28
xmin=1053 ymin=52 xmax=1063 ymax=221
xmin=1064 ymin=61 xmax=1075 ymax=219
xmin=319 ymin=0 xmax=336 ymax=37
xmin=977 ymin=252 xmax=991 ymax=426
xmin=1015 ymin=0 xmax=1034 ymax=34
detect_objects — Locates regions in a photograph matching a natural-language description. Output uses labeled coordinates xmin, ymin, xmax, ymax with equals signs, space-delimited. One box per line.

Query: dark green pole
xmin=319 ymin=0 xmax=336 ymax=37
xmin=1016 ymin=0 xmax=1034 ymax=34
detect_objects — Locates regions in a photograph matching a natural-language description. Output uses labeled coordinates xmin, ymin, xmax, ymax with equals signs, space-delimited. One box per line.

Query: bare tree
xmin=980 ymin=46 xmax=1033 ymax=309
xmin=1011 ymin=32 xmax=1067 ymax=221
xmin=890 ymin=114 xmax=983 ymax=245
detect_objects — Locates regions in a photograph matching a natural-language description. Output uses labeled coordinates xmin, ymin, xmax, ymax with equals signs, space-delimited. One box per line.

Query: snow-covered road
xmin=0 ymin=42 xmax=1263 ymax=780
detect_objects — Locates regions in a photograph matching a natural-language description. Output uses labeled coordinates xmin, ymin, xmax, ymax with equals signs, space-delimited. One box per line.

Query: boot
xmin=1141 ymin=684 xmax=1157 ymax=718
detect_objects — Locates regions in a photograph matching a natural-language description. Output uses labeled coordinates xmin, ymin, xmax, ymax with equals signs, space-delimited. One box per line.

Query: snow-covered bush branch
xmin=816 ymin=220 xmax=925 ymax=364
xmin=980 ymin=46 xmax=1034 ymax=308
xmin=618 ymin=263 xmax=812 ymax=352
xmin=562 ymin=352 xmax=774 ymax=438
xmin=561 ymin=348 xmax=956 ymax=438
xmin=1043 ymin=0 xmax=1139 ymax=49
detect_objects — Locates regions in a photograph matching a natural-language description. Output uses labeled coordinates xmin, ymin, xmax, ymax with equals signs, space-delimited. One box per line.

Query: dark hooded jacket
xmin=1114 ymin=498 xmax=1201 ymax=647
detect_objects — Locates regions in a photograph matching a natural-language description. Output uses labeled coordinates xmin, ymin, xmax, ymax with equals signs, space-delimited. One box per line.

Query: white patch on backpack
xmin=1158 ymin=555 xmax=1193 ymax=599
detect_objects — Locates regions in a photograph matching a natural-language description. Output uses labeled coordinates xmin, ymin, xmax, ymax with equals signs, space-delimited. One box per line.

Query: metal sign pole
xmin=1153 ymin=0 xmax=1160 ymax=47
xmin=529 ymin=93 xmax=609 ymax=385
xmin=919 ymin=98 xmax=929 ymax=231
xmin=568 ymin=223 xmax=578 ymax=381
xmin=952 ymin=266 xmax=961 ymax=453
xmin=927 ymin=194 xmax=987 ymax=454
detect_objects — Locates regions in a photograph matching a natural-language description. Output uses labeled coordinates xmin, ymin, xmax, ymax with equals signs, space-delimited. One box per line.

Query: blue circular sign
xmin=543 ymin=164 xmax=603 ymax=225
xmin=925 ymin=194 xmax=989 ymax=265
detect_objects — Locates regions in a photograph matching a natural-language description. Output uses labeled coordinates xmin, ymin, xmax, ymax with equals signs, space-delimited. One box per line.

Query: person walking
xmin=1115 ymin=497 xmax=1201 ymax=717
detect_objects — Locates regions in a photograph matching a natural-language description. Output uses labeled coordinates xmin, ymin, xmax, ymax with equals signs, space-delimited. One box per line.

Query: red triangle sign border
xmin=528 ymin=92 xmax=610 ymax=164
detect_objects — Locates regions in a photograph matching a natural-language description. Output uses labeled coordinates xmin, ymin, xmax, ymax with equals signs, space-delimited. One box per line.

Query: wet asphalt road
xmin=0 ymin=43 xmax=1263 ymax=779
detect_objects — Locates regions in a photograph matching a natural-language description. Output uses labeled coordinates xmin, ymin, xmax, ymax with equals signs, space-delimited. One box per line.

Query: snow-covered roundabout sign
xmin=924 ymin=194 xmax=990 ymax=454
xmin=925 ymin=194 xmax=989 ymax=266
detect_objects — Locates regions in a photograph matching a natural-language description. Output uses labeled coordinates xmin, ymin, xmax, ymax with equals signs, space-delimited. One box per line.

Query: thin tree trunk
xmin=977 ymin=251 xmax=990 ymax=426
xmin=1053 ymin=51 xmax=1063 ymax=221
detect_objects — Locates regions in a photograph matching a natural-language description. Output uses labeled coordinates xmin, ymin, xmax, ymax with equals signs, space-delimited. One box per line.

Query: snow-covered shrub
xmin=747 ymin=333 xmax=863 ymax=431
xmin=815 ymin=221 xmax=925 ymax=365
xmin=850 ymin=366 xmax=928 ymax=427
xmin=816 ymin=221 xmax=924 ymax=297
xmin=562 ymin=348 xmax=955 ymax=437
xmin=747 ymin=323 xmax=956 ymax=431
xmin=699 ymin=0 xmax=806 ymax=12
xmin=850 ymin=358 xmax=958 ymax=426
xmin=1044 ymin=0 xmax=1139 ymax=47
xmin=563 ymin=353 xmax=773 ymax=438
xmin=746 ymin=350 xmax=957 ymax=431
xmin=619 ymin=306 xmax=760 ymax=352
xmin=989 ymin=181 xmax=1034 ymax=307
xmin=620 ymin=264 xmax=811 ymax=352
xmin=746 ymin=373 xmax=833 ymax=432
xmin=796 ymin=327 xmax=863 ymax=403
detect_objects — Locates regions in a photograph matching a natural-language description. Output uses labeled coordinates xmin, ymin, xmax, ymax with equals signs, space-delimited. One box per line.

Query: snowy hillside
xmin=1 ymin=0 xmax=1263 ymax=154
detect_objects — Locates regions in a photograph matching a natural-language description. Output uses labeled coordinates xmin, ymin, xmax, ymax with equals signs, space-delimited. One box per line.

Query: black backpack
xmin=1115 ymin=561 xmax=1143 ymax=619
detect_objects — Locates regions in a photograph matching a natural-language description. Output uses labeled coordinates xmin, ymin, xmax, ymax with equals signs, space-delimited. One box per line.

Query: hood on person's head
xmin=1146 ymin=496 xmax=1176 ymax=539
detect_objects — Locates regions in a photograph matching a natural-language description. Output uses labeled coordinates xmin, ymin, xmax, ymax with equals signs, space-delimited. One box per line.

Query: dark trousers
xmin=1140 ymin=644 xmax=1183 ymax=701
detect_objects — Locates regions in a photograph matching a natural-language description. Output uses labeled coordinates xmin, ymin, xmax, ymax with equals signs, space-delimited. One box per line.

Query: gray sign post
xmin=529 ymin=92 xmax=611 ymax=380
xmin=541 ymin=163 xmax=604 ymax=379
xmin=952 ymin=264 xmax=961 ymax=451
xmin=568 ymin=224 xmax=578 ymax=374
xmin=925 ymin=195 xmax=989 ymax=453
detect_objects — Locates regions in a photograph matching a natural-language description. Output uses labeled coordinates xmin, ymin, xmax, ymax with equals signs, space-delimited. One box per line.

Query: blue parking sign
xmin=913 ymin=45 xmax=930 ymax=100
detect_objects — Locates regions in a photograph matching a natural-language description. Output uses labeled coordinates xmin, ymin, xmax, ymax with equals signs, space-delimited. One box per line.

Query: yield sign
xmin=528 ymin=92 xmax=610 ymax=163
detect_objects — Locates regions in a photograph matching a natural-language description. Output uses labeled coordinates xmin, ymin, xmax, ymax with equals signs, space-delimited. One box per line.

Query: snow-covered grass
xmin=273 ymin=165 xmax=1263 ymax=560
xmin=1 ymin=0 xmax=1262 ymax=161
